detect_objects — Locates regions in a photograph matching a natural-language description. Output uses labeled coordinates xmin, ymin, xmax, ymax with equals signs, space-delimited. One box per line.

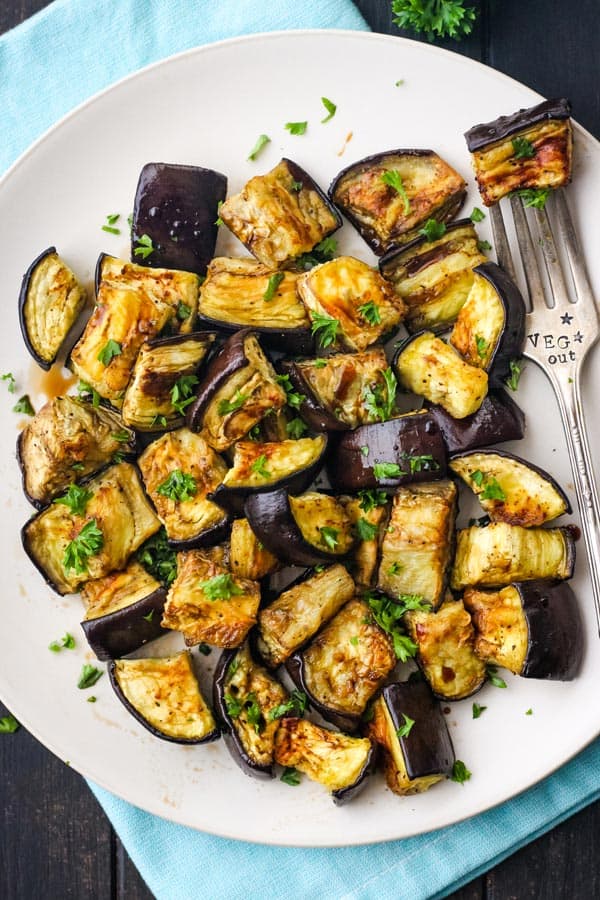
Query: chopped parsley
xmin=177 ymin=302 xmax=191 ymax=321
xmin=477 ymin=239 xmax=492 ymax=252
xmin=362 ymin=368 xmax=397 ymax=422
xmin=224 ymin=693 xmax=243 ymax=718
xmin=475 ymin=335 xmax=488 ymax=359
xmin=77 ymin=664 xmax=103 ymax=690
xmin=313 ymin=358 xmax=328 ymax=368
xmin=357 ymin=489 xmax=387 ymax=513
xmin=360 ymin=445 xmax=370 ymax=457
xmin=268 ymin=689 xmax=308 ymax=721
xmin=1 ymin=372 xmax=16 ymax=393
xmin=470 ymin=207 xmax=485 ymax=223
xmin=487 ymin=666 xmax=507 ymax=689
xmin=215 ymin=200 xmax=224 ymax=227
xmin=350 ymin=635 xmax=360 ymax=646
xmin=137 ymin=528 xmax=178 ymax=586
xmin=472 ymin=702 xmax=487 ymax=719
xmin=505 ymin=358 xmax=523 ymax=391
xmin=170 ymin=374 xmax=199 ymax=415
xmin=451 ymin=759 xmax=472 ymax=784
xmin=525 ymin=708 xmax=533 ymax=716
xmin=295 ymin=236 xmax=338 ymax=270
xmin=480 ymin=478 xmax=506 ymax=501
xmin=49 ymin=633 xmax=76 ymax=652
xmin=418 ymin=219 xmax=446 ymax=242
xmin=63 ymin=519 xmax=104 ymax=575
xmin=87 ymin=696 xmax=97 ymax=703
xmin=380 ymin=169 xmax=410 ymax=214
xmin=133 ymin=233 xmax=155 ymax=259
xmin=357 ymin=300 xmax=382 ymax=327
xmin=275 ymin=374 xmax=305 ymax=409
xmin=286 ymin=417 xmax=308 ymax=440
xmin=512 ymin=137 xmax=536 ymax=159
xmin=407 ymin=454 xmax=439 ymax=475
xmin=310 ymin=311 xmax=340 ymax=348
xmin=102 ymin=213 xmax=121 ymax=235
xmin=200 ymin=573 xmax=244 ymax=601
xmin=226 ymin=691 xmax=264 ymax=734
xmin=77 ymin=381 xmax=100 ymax=408
xmin=285 ymin=121 xmax=308 ymax=136
xmin=151 ymin=414 xmax=167 ymax=428
xmin=395 ymin=714 xmax=415 ymax=738
xmin=12 ymin=394 xmax=34 ymax=416
xmin=247 ymin=134 xmax=271 ymax=161
xmin=156 ymin=469 xmax=197 ymax=502
xmin=356 ymin=517 xmax=378 ymax=541
xmin=318 ymin=526 xmax=339 ymax=551
xmin=142 ymin=610 xmax=154 ymax=623
xmin=218 ymin=391 xmax=247 ymax=415
xmin=280 ymin=767 xmax=301 ymax=786
xmin=320 ymin=97 xmax=337 ymax=123
xmin=53 ymin=483 xmax=93 ymax=516
xmin=365 ymin=591 xmax=429 ymax=661
xmin=373 ymin=461 xmax=404 ymax=481
xmin=251 ymin=454 xmax=271 ymax=479
xmin=263 ymin=273 xmax=285 ymax=302
xmin=97 ymin=339 xmax=122 ymax=366
xmin=515 ymin=187 xmax=550 ymax=209
xmin=111 ymin=429 xmax=131 ymax=443
xmin=388 ymin=561 xmax=403 ymax=576
xmin=0 ymin=714 xmax=20 ymax=734
xmin=290 ymin=179 xmax=303 ymax=192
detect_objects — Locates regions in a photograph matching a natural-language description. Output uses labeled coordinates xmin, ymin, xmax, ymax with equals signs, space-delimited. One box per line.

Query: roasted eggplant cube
xmin=405 ymin=597 xmax=487 ymax=701
xmin=273 ymin=717 xmax=373 ymax=804
xmin=186 ymin=329 xmax=286 ymax=451
xmin=19 ymin=247 xmax=86 ymax=370
xmin=245 ymin=489 xmax=355 ymax=567
xmin=219 ymin=159 xmax=341 ymax=269
xmin=17 ymin=395 xmax=136 ymax=508
xmin=230 ymin=518 xmax=278 ymax=580
xmin=138 ymin=428 xmax=229 ymax=548
xmin=465 ymin=98 xmax=572 ymax=206
xmin=198 ymin=257 xmax=311 ymax=351
xmin=394 ymin=331 xmax=488 ymax=419
xmin=161 ymin=549 xmax=260 ymax=648
xmin=256 ymin=564 xmax=355 ymax=668
xmin=22 ymin=462 xmax=160 ymax=595
xmin=451 ymin=523 xmax=576 ymax=590
xmin=449 ymin=263 xmax=525 ymax=382
xmin=213 ymin=643 xmax=289 ymax=778
xmin=329 ymin=411 xmax=447 ymax=493
xmin=121 ymin=332 xmax=215 ymax=431
xmin=70 ymin=258 xmax=199 ymax=406
xmin=378 ymin=481 xmax=457 ymax=609
xmin=424 ymin=388 xmax=525 ymax=455
xmin=329 ymin=149 xmax=467 ymax=255
xmin=340 ymin=495 xmax=389 ymax=588
xmin=366 ymin=681 xmax=455 ymax=795
xmin=281 ymin=347 xmax=392 ymax=432
xmin=109 ymin=651 xmax=219 ymax=744
xmin=297 ymin=256 xmax=405 ymax=352
xmin=80 ymin=560 xmax=167 ymax=660
xmin=287 ymin=598 xmax=395 ymax=732
xmin=131 ymin=162 xmax=227 ymax=274
xmin=211 ymin=436 xmax=327 ymax=516
xmin=463 ymin=580 xmax=583 ymax=681
xmin=449 ymin=450 xmax=570 ymax=527
xmin=379 ymin=219 xmax=487 ymax=333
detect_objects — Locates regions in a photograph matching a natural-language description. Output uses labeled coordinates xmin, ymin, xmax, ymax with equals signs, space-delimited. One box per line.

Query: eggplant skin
xmin=273 ymin=716 xmax=374 ymax=805
xmin=244 ymin=490 xmax=354 ymax=567
xmin=132 ymin=162 xmax=227 ymax=274
xmin=219 ymin=159 xmax=341 ymax=269
xmin=329 ymin=149 xmax=467 ymax=255
xmin=379 ymin=219 xmax=487 ymax=333
xmin=465 ymin=99 xmax=572 ymax=206
xmin=81 ymin=560 xmax=167 ymax=659
xmin=213 ymin=644 xmax=289 ymax=779
xmin=366 ymin=681 xmax=455 ymax=795
xmin=405 ymin=597 xmax=487 ymax=701
xmin=109 ymin=652 xmax=219 ymax=744
xmin=449 ymin=449 xmax=571 ymax=527
xmin=19 ymin=247 xmax=87 ymax=370
xmin=17 ymin=395 xmax=137 ymax=508
xmin=329 ymin=411 xmax=447 ymax=493
xmin=464 ymin=580 xmax=583 ymax=681
xmin=449 ymin=262 xmax=526 ymax=383
xmin=451 ymin=523 xmax=576 ymax=590
xmin=424 ymin=388 xmax=525 ymax=455
xmin=394 ymin=331 xmax=489 ymax=419
xmin=256 ymin=564 xmax=356 ymax=668
xmin=286 ymin=598 xmax=395 ymax=732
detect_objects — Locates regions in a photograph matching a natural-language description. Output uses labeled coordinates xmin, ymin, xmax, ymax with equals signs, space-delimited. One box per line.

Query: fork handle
xmin=553 ymin=376 xmax=600 ymax=634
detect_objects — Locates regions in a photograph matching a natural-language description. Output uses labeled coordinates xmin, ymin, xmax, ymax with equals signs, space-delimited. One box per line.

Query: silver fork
xmin=490 ymin=189 xmax=600 ymax=632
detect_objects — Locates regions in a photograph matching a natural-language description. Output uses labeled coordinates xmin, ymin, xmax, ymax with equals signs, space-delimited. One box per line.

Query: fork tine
xmin=509 ymin=195 xmax=546 ymax=312
xmin=554 ymin=189 xmax=597 ymax=309
xmin=489 ymin=204 xmax=517 ymax=283
xmin=531 ymin=199 xmax=570 ymax=307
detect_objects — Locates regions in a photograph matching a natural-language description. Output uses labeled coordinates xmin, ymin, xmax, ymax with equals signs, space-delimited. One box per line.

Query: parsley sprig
xmin=357 ymin=300 xmax=382 ymax=327
xmin=218 ymin=391 xmax=248 ymax=416
xmin=362 ymin=369 xmax=397 ymax=422
xmin=365 ymin=591 xmax=429 ymax=661
xmin=63 ymin=519 xmax=104 ymax=575
xmin=200 ymin=573 xmax=244 ymax=601
xmin=310 ymin=312 xmax=340 ymax=348
xmin=53 ymin=483 xmax=93 ymax=517
xmin=136 ymin=527 xmax=177 ymax=586
xmin=380 ymin=169 xmax=410 ymax=214
xmin=170 ymin=374 xmax=199 ymax=416
xmin=134 ymin=234 xmax=155 ymax=259
xmin=392 ymin=0 xmax=477 ymax=41
xmin=269 ymin=690 xmax=308 ymax=722
xmin=156 ymin=469 xmax=197 ymax=502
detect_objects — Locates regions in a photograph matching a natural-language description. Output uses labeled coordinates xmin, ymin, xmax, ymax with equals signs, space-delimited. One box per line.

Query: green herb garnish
xmin=53 ymin=483 xmax=93 ymax=516
xmin=263 ymin=273 xmax=285 ymax=302
xmin=218 ymin=391 xmax=247 ymax=415
xmin=276 ymin=374 xmax=305 ymax=410
xmin=200 ymin=573 xmax=244 ymax=601
xmin=224 ymin=692 xmax=243 ymax=718
xmin=77 ymin=381 xmax=100 ymax=408
xmin=63 ymin=519 xmax=104 ymax=575
xmin=97 ymin=339 xmax=122 ymax=366
xmin=470 ymin=207 xmax=485 ymax=223
xmin=133 ymin=233 xmax=155 ymax=259
xmin=451 ymin=759 xmax=472 ymax=784
xmin=286 ymin=417 xmax=308 ymax=440
xmin=111 ymin=429 xmax=131 ymax=443
xmin=295 ymin=236 xmax=338 ymax=270
xmin=357 ymin=300 xmax=382 ymax=326
xmin=77 ymin=664 xmax=103 ymax=690
xmin=280 ymin=767 xmax=301 ymax=786
xmin=13 ymin=394 xmax=34 ymax=416
xmin=350 ymin=635 xmax=359 ymax=647
xmin=472 ymin=702 xmax=487 ymax=719
xmin=170 ymin=374 xmax=199 ymax=415
xmin=102 ymin=213 xmax=121 ymax=235
xmin=419 ymin=219 xmax=446 ymax=242
xmin=247 ymin=134 xmax=271 ymax=161
xmin=251 ymin=454 xmax=271 ymax=479
xmin=1 ymin=373 xmax=16 ymax=393
xmin=285 ymin=121 xmax=308 ymax=135
xmin=177 ymin=302 xmax=191 ymax=321
xmin=362 ymin=369 xmax=397 ymax=422
xmin=480 ymin=477 xmax=506 ymax=501
xmin=0 ymin=714 xmax=20 ymax=734
xmin=475 ymin=335 xmax=488 ymax=359
xmin=388 ymin=561 xmax=403 ymax=576
xmin=49 ymin=633 xmax=76 ymax=652
xmin=380 ymin=170 xmax=410 ymax=214
xmin=477 ymin=239 xmax=492 ymax=252
xmin=487 ymin=666 xmax=507 ymax=689
xmin=321 ymin=97 xmax=337 ymax=123
xmin=356 ymin=517 xmax=378 ymax=541
xmin=318 ymin=526 xmax=339 ymax=551
xmin=310 ymin=312 xmax=340 ymax=348
xmin=505 ymin=358 xmax=523 ymax=391
xmin=395 ymin=714 xmax=415 ymax=738
xmin=373 ymin=461 xmax=404 ymax=481
xmin=512 ymin=137 xmax=536 ymax=159
xmin=365 ymin=591 xmax=429 ymax=661
xmin=268 ymin=690 xmax=308 ymax=722
xmin=156 ymin=469 xmax=197 ymax=503
xmin=515 ymin=187 xmax=550 ymax=209
xmin=407 ymin=454 xmax=439 ymax=475
xmin=391 ymin=0 xmax=477 ymax=41
xmin=357 ymin=489 xmax=387 ymax=513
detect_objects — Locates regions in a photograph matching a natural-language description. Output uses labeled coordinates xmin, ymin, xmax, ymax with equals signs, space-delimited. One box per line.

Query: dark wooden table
xmin=2 ymin=1 xmax=600 ymax=898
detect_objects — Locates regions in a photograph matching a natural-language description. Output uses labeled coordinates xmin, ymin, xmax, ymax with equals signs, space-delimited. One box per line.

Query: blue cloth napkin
xmin=3 ymin=2 xmax=600 ymax=898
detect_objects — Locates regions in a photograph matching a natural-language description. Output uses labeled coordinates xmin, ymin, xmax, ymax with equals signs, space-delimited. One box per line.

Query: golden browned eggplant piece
xmin=121 ymin=332 xmax=215 ymax=431
xmin=465 ymin=98 xmax=572 ymax=206
xmin=379 ymin=220 xmax=487 ymax=333
xmin=19 ymin=247 xmax=87 ymax=370
xmin=256 ymin=564 xmax=355 ymax=668
xmin=378 ymin=481 xmax=457 ymax=609
xmin=404 ymin=597 xmax=487 ymax=701
xmin=22 ymin=462 xmax=160 ymax=595
xmin=286 ymin=598 xmax=396 ymax=731
xmin=138 ymin=428 xmax=229 ymax=548
xmin=109 ymin=651 xmax=219 ymax=743
xmin=339 ymin=494 xmax=389 ymax=588
xmin=329 ymin=149 xmax=467 ymax=255
xmin=451 ymin=523 xmax=576 ymax=590
xmin=219 ymin=159 xmax=341 ymax=268
xmin=229 ymin=518 xmax=278 ymax=581
xmin=296 ymin=256 xmax=405 ymax=352
xmin=394 ymin=331 xmax=488 ymax=419
xmin=17 ymin=395 xmax=136 ymax=508
xmin=273 ymin=717 xmax=374 ymax=804
xmin=161 ymin=549 xmax=260 ymax=648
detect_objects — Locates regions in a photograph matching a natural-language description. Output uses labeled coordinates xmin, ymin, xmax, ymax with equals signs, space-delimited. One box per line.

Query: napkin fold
xmin=3 ymin=2 xmax=600 ymax=899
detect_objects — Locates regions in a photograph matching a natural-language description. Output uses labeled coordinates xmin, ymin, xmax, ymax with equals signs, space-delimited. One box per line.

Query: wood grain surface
xmin=1 ymin=1 xmax=599 ymax=898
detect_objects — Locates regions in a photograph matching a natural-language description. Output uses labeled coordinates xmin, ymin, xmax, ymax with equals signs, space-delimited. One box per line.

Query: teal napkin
xmin=3 ymin=2 xmax=600 ymax=898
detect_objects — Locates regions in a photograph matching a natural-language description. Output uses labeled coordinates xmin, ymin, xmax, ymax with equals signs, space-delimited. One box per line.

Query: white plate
xmin=1 ymin=30 xmax=599 ymax=847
